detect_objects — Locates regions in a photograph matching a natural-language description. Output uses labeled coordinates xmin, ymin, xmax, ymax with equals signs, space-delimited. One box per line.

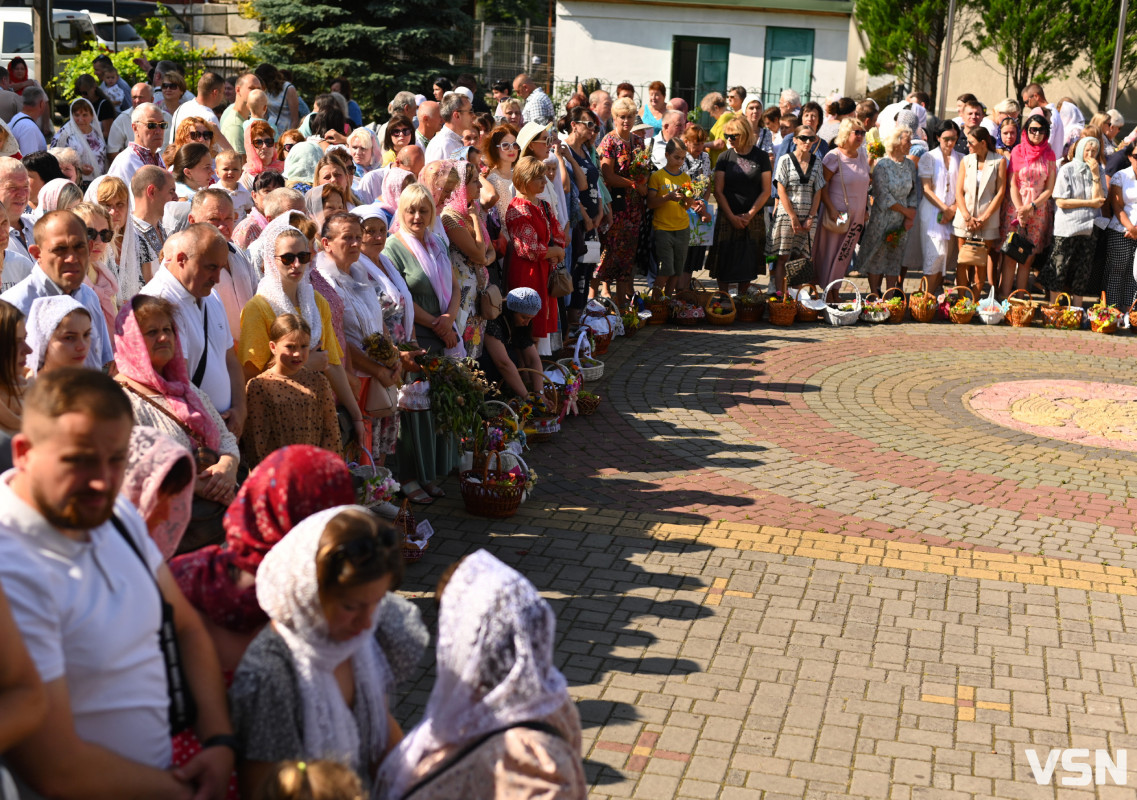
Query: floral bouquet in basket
xmin=415 ymin=355 xmax=491 ymax=435
xmin=1088 ymin=301 xmax=1122 ymax=332
xmin=358 ymin=472 xmax=400 ymax=507
xmin=951 ymin=296 xmax=978 ymax=315
xmin=628 ymin=148 xmax=654 ymax=181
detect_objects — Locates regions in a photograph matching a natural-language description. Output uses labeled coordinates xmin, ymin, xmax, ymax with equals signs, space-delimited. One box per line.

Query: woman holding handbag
xmin=953 ymin=128 xmax=1006 ymax=297
xmin=815 ymin=118 xmax=871 ymax=288
xmin=999 ymin=112 xmax=1056 ymax=297
xmin=706 ymin=116 xmax=772 ymax=296
xmin=770 ymin=125 xmax=825 ymax=292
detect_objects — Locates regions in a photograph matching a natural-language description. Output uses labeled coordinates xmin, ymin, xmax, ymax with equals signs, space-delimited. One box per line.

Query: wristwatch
xmin=201 ymin=734 xmax=239 ymax=754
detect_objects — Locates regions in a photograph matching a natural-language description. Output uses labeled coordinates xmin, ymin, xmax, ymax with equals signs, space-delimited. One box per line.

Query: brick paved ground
xmin=390 ymin=288 xmax=1137 ymax=799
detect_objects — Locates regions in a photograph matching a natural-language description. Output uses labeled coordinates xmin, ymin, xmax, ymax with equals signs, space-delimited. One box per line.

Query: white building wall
xmin=555 ymin=0 xmax=854 ymax=101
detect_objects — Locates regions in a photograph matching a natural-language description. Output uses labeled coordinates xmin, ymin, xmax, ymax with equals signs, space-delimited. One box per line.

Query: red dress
xmin=505 ymin=196 xmax=564 ymax=339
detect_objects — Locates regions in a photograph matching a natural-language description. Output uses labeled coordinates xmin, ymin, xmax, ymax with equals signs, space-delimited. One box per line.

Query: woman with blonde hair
xmin=499 ymin=97 xmax=522 ymax=130
xmin=701 ymin=91 xmax=734 ymax=167
xmin=860 ymin=124 xmax=919 ymax=295
xmin=594 ymin=96 xmax=646 ymax=305
xmin=707 ymin=116 xmax=771 ymax=295
xmin=814 ymin=117 xmax=871 ymax=287
xmin=72 ymin=201 xmax=118 ymax=335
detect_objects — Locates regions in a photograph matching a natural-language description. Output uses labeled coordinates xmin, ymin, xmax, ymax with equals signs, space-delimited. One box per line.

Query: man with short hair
xmin=0 ymin=368 xmax=234 ymax=800
xmin=650 ymin=110 xmax=694 ymax=170
xmin=0 ymin=157 xmax=32 ymax=260
xmin=107 ymin=103 xmax=169 ymax=183
xmin=415 ymin=101 xmax=442 ymax=150
xmin=188 ymin=188 xmax=258 ymax=337
xmin=778 ymin=88 xmax=802 ymax=118
xmin=130 ymin=165 xmax=176 ymax=285
xmin=107 ymin=83 xmax=170 ymax=161
xmin=219 ymin=73 xmax=262 ymax=158
xmin=377 ymin=90 xmax=418 ymax=142
xmin=8 ymin=87 xmax=47 ymax=157
xmin=0 ymin=66 xmax=20 ymax=122
xmin=1105 ymin=109 xmax=1124 ymax=155
xmin=589 ymin=89 xmax=612 ymax=137
xmin=514 ymin=73 xmax=553 ymax=125
xmin=1021 ymin=82 xmax=1063 ymax=155
xmin=171 ymin=72 xmax=230 ymax=145
xmin=425 ymin=92 xmax=473 ymax=164
xmin=397 ymin=144 xmax=425 ymax=178
xmin=0 ymin=211 xmax=112 ymax=369
xmin=667 ymin=97 xmax=689 ymax=116
xmin=141 ymin=223 xmax=246 ymax=436
xmin=955 ymin=100 xmax=990 ymax=155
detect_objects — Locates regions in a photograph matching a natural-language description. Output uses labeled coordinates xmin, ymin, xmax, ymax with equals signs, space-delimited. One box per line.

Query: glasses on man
xmin=252 ymin=138 xmax=274 ymax=148
xmin=86 ymin=227 xmax=114 ymax=243
xmin=189 ymin=130 xmax=214 ymax=141
xmin=277 ymin=251 xmax=312 ymax=266
xmin=141 ymin=121 xmax=168 ymax=130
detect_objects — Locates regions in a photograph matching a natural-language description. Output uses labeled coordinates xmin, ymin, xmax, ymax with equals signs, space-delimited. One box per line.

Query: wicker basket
xmin=860 ymin=294 xmax=891 ymax=323
xmin=1005 ymin=289 xmax=1036 ymax=328
xmin=1090 ymin=293 xmax=1122 ymax=334
xmin=794 ymin=283 xmax=824 ymax=322
xmin=1041 ymin=293 xmax=1084 ymax=330
xmin=577 ymin=393 xmax=601 ymax=415
xmin=946 ymin=285 xmax=977 ymax=324
xmin=1129 ymin=298 xmax=1137 ymax=331
xmin=909 ymin=277 xmax=938 ymax=323
xmin=823 ymin=279 xmax=862 ymax=326
xmin=580 ymin=312 xmax=614 ymax=354
xmin=706 ymin=291 xmax=737 ymax=325
xmin=517 ymin=368 xmax=560 ymax=442
xmin=881 ymin=286 xmax=906 ymax=323
xmin=559 ymin=330 xmax=604 ymax=382
xmin=688 ymin=276 xmax=714 ymax=305
xmin=460 ymin=451 xmax=524 ymax=518
xmin=768 ymin=275 xmax=797 ymax=326
xmin=392 ymin=499 xmax=425 ymax=562
xmin=671 ymin=290 xmax=706 ymax=325
xmin=646 ymin=298 xmax=670 ymax=324
xmin=735 ymin=294 xmax=765 ymax=323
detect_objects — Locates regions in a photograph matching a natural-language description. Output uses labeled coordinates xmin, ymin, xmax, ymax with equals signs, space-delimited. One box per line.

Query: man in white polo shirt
xmin=141 ymin=224 xmax=247 ymax=437
xmin=0 ymin=368 xmax=233 ymax=799
xmin=169 ymin=72 xmax=233 ymax=151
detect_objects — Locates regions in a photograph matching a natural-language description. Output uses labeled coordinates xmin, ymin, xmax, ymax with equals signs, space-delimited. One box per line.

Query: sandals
xmin=425 ymin=483 xmax=446 ymax=498
xmin=402 ymin=481 xmax=433 ymax=505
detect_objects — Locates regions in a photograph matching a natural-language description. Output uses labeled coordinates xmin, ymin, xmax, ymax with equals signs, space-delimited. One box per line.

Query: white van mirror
xmin=53 ymin=21 xmax=71 ymax=39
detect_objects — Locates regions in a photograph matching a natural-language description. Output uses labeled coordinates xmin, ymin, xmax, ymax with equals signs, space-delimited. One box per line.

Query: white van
xmin=0 ymin=9 xmax=95 ymax=80
xmin=85 ymin=12 xmax=147 ymax=51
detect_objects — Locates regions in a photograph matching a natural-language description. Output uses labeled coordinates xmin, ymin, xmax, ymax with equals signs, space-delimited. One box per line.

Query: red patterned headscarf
xmin=169 ymin=445 xmax=355 ymax=632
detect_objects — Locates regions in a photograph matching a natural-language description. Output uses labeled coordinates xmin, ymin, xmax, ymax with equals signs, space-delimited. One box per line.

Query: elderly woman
xmin=478 ymin=287 xmax=545 ymax=398
xmin=229 ymin=506 xmax=405 ymax=797
xmin=640 ymin=80 xmax=668 ymax=137
xmin=385 ymin=182 xmax=461 ymax=502
xmin=917 ymin=122 xmax=963 ymax=296
xmin=50 ymin=97 xmax=106 ymax=179
xmin=376 ymin=550 xmax=586 ymax=800
xmin=347 ymin=127 xmax=382 ymax=178
xmin=1038 ymin=137 xmax=1107 ymax=305
xmin=701 ymin=92 xmax=734 ymax=168
xmin=382 ymin=113 xmax=415 ymax=166
xmin=158 ymin=70 xmax=187 ymax=117
xmin=114 ymin=294 xmax=240 ymax=552
xmin=999 ymin=112 xmax=1056 ymax=297
xmin=1104 ymin=145 xmax=1137 ymax=308
xmin=953 ymin=128 xmax=1006 ymax=296
xmin=440 ymin=160 xmax=494 ymax=358
xmin=707 ymin=117 xmax=771 ymax=295
xmin=594 ymin=97 xmax=645 ymax=306
xmin=770 ymin=125 xmax=825 ymax=290
xmin=860 ymin=124 xmax=918 ymax=294
xmin=507 ymin=156 xmax=565 ymax=349
xmin=240 ymin=121 xmax=285 ymax=191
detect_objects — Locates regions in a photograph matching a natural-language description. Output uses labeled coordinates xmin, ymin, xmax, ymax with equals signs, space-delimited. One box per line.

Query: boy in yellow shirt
xmin=647 ymin=139 xmax=710 ymax=298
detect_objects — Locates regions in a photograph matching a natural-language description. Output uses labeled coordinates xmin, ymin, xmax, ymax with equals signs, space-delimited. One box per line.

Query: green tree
xmin=854 ymin=0 xmax=952 ymax=103
xmin=962 ymin=0 xmax=1079 ymax=100
xmin=1071 ymin=0 xmax=1137 ymax=111
xmin=249 ymin=0 xmax=472 ymax=122
xmin=477 ymin=0 xmax=542 ymax=25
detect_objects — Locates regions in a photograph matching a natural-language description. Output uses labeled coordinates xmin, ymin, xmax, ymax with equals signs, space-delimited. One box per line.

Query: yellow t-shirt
xmin=239 ymin=293 xmax=342 ymax=374
xmin=648 ymin=168 xmax=693 ymax=232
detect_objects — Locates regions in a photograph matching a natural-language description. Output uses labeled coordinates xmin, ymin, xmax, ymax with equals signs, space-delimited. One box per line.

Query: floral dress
xmin=440 ymin=208 xmax=488 ymax=358
xmin=858 ymin=156 xmax=918 ymax=277
xmin=595 ymin=132 xmax=644 ymax=283
xmin=1001 ymin=157 xmax=1054 ymax=249
xmin=373 ymin=270 xmax=409 ymax=456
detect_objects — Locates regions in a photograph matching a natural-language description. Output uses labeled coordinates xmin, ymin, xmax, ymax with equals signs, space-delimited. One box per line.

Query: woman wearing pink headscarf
xmin=121 ymin=425 xmax=196 ymax=559
xmin=999 ymin=109 xmax=1056 ymax=296
xmin=439 ymin=159 xmax=495 ymax=358
xmin=239 ymin=119 xmax=286 ymax=191
xmin=378 ymin=167 xmax=415 ymax=218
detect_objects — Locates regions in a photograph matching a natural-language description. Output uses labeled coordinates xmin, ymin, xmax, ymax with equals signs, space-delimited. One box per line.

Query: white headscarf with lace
xmin=255 ymin=505 xmax=393 ymax=771
xmin=25 ymin=294 xmax=87 ymax=372
xmin=85 ymin=174 xmax=142 ymax=304
xmin=377 ymin=549 xmax=571 ymax=800
xmin=53 ymin=97 xmax=106 ymax=177
xmin=255 ymin=214 xmax=323 ymax=349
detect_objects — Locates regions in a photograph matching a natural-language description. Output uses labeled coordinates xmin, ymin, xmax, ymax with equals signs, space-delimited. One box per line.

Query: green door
xmin=672 ymin=36 xmax=730 ymax=128
xmin=762 ymin=27 xmax=814 ymax=108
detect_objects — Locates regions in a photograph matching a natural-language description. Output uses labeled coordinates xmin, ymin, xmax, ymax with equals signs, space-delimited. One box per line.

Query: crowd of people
xmin=0 ymin=54 xmax=1129 ymax=799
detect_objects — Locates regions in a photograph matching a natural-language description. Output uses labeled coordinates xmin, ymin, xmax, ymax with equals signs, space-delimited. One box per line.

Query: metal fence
xmin=449 ymin=22 xmax=553 ymax=89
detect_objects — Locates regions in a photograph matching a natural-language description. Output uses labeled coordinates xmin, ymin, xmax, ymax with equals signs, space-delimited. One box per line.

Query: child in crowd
xmin=255 ymin=760 xmax=363 ymax=800
xmin=646 ymin=138 xmax=708 ymax=298
xmin=99 ymin=64 xmax=124 ymax=110
xmin=763 ymin=107 xmax=783 ymax=146
xmin=24 ymin=297 xmax=92 ymax=377
xmin=681 ymin=125 xmax=714 ymax=282
xmin=243 ymin=90 xmax=276 ymax=137
xmin=240 ymin=314 xmax=341 ymax=469
xmin=213 ymin=150 xmax=254 ymax=221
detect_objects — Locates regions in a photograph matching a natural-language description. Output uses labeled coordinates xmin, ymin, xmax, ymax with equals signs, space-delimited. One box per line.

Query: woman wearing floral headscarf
xmin=50 ymin=97 xmax=106 ymax=180
xmin=376 ymin=550 xmax=586 ymax=800
xmin=121 ymin=425 xmax=196 ymax=559
xmin=229 ymin=506 xmax=405 ymax=797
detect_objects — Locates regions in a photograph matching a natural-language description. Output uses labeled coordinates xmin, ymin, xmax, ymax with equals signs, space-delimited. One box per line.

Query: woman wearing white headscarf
xmin=230 ymin=505 xmax=404 ymax=797
xmin=84 ymin=174 xmax=143 ymax=305
xmin=24 ymin=295 xmax=91 ymax=376
xmin=35 ymin=178 xmax=82 ymax=218
xmin=376 ymin=549 xmax=585 ymax=800
xmin=50 ymin=97 xmax=107 ymax=180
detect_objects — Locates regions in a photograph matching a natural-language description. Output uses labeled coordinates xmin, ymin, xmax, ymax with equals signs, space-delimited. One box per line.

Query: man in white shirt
xmin=0 ymin=368 xmax=234 ymax=800
xmin=141 ymin=224 xmax=247 ymax=436
xmin=187 ymin=189 xmax=259 ymax=337
xmin=1 ymin=211 xmax=113 ymax=369
xmin=170 ymin=72 xmax=229 ymax=146
xmin=1022 ymin=82 xmax=1064 ymax=157
xmin=8 ymin=87 xmax=47 ymax=157
xmin=107 ymin=83 xmax=170 ymax=161
xmin=649 ymin=110 xmax=694 ymax=170
xmin=0 ymin=157 xmax=31 ymax=260
xmin=425 ymin=92 xmax=473 ymax=164
xmin=107 ymin=103 xmax=168 ymax=184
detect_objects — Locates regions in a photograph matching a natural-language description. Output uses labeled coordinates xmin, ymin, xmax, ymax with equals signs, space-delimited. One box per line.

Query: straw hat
xmin=516 ymin=121 xmax=552 ymax=155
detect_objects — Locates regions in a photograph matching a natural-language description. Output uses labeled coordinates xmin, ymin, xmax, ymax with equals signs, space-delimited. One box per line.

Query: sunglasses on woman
xmin=282 ymin=142 xmax=297 ymax=153
xmin=724 ymin=133 xmax=740 ymax=141
xmin=160 ymin=83 xmax=179 ymax=91
xmin=797 ymin=135 xmax=817 ymax=143
xmin=189 ymin=130 xmax=214 ymax=141
xmin=577 ymin=120 xmax=597 ymax=129
xmin=86 ymin=227 xmax=114 ymax=243
xmin=252 ymin=138 xmax=274 ymax=148
xmin=277 ymin=251 xmax=312 ymax=266
xmin=852 ymin=130 xmax=866 ymax=137
xmin=1026 ymin=127 xmax=1045 ymax=134
xmin=391 ymin=128 xmax=412 ymax=137
xmin=498 ymin=142 xmax=519 ymax=151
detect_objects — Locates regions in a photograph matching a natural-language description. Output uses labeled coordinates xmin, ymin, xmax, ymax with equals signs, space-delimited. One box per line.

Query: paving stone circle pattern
xmin=393 ymin=312 xmax=1137 ymax=800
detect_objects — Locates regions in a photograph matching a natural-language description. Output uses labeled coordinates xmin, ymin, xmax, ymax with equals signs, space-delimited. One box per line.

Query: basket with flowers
xmin=860 ymin=294 xmax=891 ymax=323
xmin=639 ymin=289 xmax=669 ymax=324
xmin=1088 ymin=294 xmax=1122 ymax=334
xmin=415 ymin=354 xmax=491 ymax=437
xmin=909 ymin=277 xmax=938 ymax=323
xmin=1041 ymin=293 xmax=1084 ymax=330
xmin=945 ymin=286 xmax=978 ymax=324
xmin=768 ymin=278 xmax=797 ymax=326
xmin=734 ymin=292 xmax=766 ymax=323
xmin=577 ymin=390 xmax=601 ymax=415
xmin=882 ymin=287 xmax=907 ymax=323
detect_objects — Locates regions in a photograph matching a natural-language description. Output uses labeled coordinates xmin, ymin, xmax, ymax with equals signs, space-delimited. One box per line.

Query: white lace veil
xmin=256 ymin=505 xmax=393 ymax=770
xmin=376 ymin=549 xmax=570 ymax=799
xmin=85 ymin=173 xmax=142 ymax=303
xmin=254 ymin=214 xmax=323 ymax=348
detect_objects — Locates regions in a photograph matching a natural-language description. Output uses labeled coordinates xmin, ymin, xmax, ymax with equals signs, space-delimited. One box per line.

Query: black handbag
xmin=111 ymin=515 xmax=197 ymax=735
xmin=1001 ymin=228 xmax=1035 ymax=264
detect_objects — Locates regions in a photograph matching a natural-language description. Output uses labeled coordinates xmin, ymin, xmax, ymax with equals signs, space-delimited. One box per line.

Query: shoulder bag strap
xmin=274 ymin=83 xmax=292 ymax=126
xmin=121 ymin=381 xmax=206 ymax=450
xmin=190 ymin=302 xmax=208 ymax=388
xmin=397 ymin=720 xmax=565 ymax=800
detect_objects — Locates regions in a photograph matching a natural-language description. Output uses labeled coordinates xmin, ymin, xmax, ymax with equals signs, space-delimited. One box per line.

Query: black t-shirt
xmin=478 ymin=314 xmax=534 ymax=391
xmin=94 ymin=97 xmax=116 ymax=123
xmin=715 ymin=147 xmax=771 ymax=213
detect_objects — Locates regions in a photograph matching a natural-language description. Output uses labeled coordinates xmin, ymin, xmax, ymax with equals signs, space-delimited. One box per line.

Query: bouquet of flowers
xmin=884 ymin=227 xmax=906 ymax=248
xmin=362 ymin=332 xmax=401 ymax=370
xmin=951 ymin=296 xmax=979 ymax=315
xmin=415 ymin=354 xmax=492 ymax=435
xmin=868 ymin=139 xmax=885 ymax=159
xmin=860 ymin=297 xmax=890 ymax=323
xmin=628 ymin=148 xmax=654 ymax=181
xmin=681 ymin=174 xmax=712 ymax=200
